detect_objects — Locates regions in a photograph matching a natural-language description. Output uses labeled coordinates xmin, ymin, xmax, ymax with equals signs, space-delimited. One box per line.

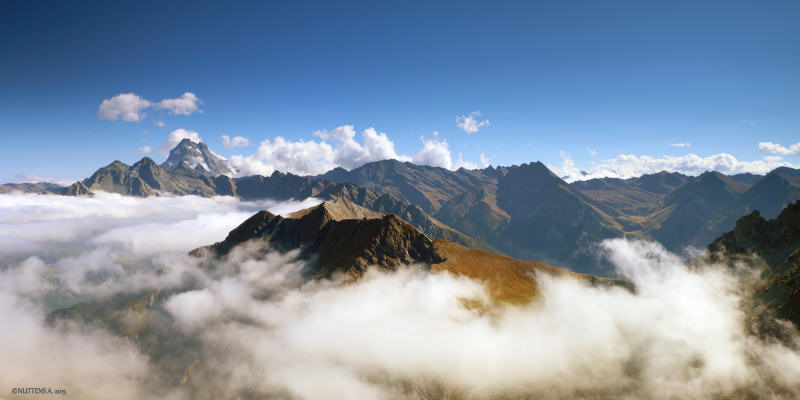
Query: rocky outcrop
xmin=195 ymin=200 xmax=445 ymax=278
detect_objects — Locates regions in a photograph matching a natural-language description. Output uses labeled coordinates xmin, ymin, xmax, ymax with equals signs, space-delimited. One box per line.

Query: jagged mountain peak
xmin=160 ymin=138 xmax=234 ymax=177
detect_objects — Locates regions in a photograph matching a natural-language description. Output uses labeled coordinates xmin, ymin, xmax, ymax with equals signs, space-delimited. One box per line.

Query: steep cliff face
xmin=708 ymin=199 xmax=800 ymax=331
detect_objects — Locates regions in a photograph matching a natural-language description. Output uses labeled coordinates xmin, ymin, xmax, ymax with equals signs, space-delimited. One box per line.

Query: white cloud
xmin=3 ymin=194 xmax=800 ymax=398
xmin=152 ymin=119 xmax=165 ymax=127
xmin=413 ymin=136 xmax=452 ymax=169
xmin=759 ymin=141 xmax=800 ymax=156
xmin=161 ymin=128 xmax=202 ymax=155
xmin=230 ymin=126 xmax=462 ymax=177
xmin=97 ymin=93 xmax=152 ymax=122
xmin=479 ymin=152 xmax=490 ymax=168
xmin=362 ymin=127 xmax=402 ymax=162
xmin=456 ymin=111 xmax=490 ymax=134
xmin=155 ymin=92 xmax=203 ymax=116
xmin=670 ymin=142 xmax=691 ymax=148
xmin=164 ymin=288 xmax=223 ymax=332
xmin=162 ymin=236 xmax=800 ymax=398
xmin=587 ymin=147 xmax=598 ymax=156
xmin=553 ymin=151 xmax=800 ymax=183
xmin=453 ymin=153 xmax=478 ymax=170
xmin=137 ymin=146 xmax=151 ymax=155
xmin=230 ymin=136 xmax=335 ymax=176
xmin=220 ymin=134 xmax=251 ymax=148
xmin=98 ymin=92 xmax=202 ymax=123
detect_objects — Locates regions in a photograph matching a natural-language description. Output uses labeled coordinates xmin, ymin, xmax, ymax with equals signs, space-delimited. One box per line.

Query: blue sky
xmin=1 ymin=0 xmax=799 ymax=183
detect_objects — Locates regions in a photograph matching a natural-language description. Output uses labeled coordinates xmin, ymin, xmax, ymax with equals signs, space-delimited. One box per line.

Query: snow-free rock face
xmin=160 ymin=138 xmax=234 ymax=177
xmin=193 ymin=200 xmax=445 ymax=278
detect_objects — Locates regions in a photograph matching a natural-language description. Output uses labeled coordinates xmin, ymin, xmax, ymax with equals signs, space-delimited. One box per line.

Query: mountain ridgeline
xmin=319 ymin=159 xmax=800 ymax=272
xmin=707 ymin=199 xmax=800 ymax=332
xmin=3 ymin=138 xmax=800 ymax=275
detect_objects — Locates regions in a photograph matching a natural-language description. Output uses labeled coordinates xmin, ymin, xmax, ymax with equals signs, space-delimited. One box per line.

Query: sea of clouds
xmin=0 ymin=192 xmax=799 ymax=399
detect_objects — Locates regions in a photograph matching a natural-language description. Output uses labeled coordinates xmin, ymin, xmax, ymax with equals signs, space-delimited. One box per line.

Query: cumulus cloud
xmin=412 ymin=135 xmax=452 ymax=169
xmin=137 ymin=145 xmax=152 ymax=154
xmin=229 ymin=126 xmax=462 ymax=177
xmin=98 ymin=92 xmax=202 ymax=122
xmin=553 ymin=151 xmax=800 ymax=183
xmin=220 ymin=134 xmax=250 ymax=148
xmin=161 ymin=128 xmax=202 ymax=155
xmin=97 ymin=93 xmax=152 ymax=122
xmin=155 ymin=92 xmax=203 ymax=116
xmin=456 ymin=111 xmax=490 ymax=134
xmin=2 ymin=194 xmax=800 ymax=398
xmin=759 ymin=141 xmax=800 ymax=156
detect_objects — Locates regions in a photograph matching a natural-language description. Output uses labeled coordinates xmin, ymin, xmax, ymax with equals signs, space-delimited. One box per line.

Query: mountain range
xmin=4 ymin=139 xmax=800 ymax=275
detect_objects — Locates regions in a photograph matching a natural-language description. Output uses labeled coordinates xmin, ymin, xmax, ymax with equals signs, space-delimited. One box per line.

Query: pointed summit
xmin=160 ymin=138 xmax=234 ymax=177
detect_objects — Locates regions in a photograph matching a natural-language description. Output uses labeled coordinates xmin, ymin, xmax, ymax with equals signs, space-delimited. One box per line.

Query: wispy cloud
xmin=587 ymin=147 xmax=598 ymax=156
xmin=137 ymin=146 xmax=152 ymax=155
xmin=154 ymin=92 xmax=202 ymax=116
xmin=670 ymin=142 xmax=691 ymax=148
xmin=479 ymin=152 xmax=490 ymax=167
xmin=456 ymin=111 xmax=490 ymax=134
xmin=220 ymin=134 xmax=250 ymax=148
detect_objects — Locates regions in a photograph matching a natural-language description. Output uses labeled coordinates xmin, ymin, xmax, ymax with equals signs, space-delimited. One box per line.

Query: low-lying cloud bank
xmin=1 ymin=194 xmax=799 ymax=399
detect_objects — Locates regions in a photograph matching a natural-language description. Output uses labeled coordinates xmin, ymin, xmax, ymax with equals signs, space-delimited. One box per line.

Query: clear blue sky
xmin=1 ymin=0 xmax=799 ymax=182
